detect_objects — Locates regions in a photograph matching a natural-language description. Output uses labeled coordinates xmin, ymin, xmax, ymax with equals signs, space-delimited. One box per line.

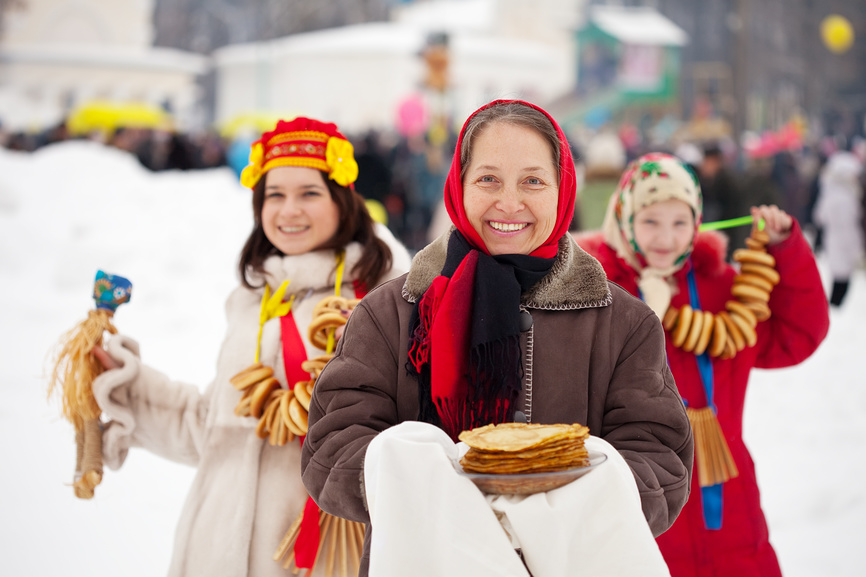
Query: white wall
xmin=212 ymin=0 xmax=585 ymax=135
xmin=0 ymin=0 xmax=204 ymax=133
xmin=2 ymin=0 xmax=154 ymax=48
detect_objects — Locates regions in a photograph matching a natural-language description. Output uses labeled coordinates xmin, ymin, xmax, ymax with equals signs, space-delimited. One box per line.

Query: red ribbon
xmin=294 ymin=496 xmax=321 ymax=567
xmin=281 ymin=284 xmax=368 ymax=568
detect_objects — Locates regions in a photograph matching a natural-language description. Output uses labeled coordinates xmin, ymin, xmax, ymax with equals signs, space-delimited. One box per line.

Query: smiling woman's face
xmin=260 ymin=166 xmax=340 ymax=255
xmin=461 ymin=122 xmax=559 ymax=256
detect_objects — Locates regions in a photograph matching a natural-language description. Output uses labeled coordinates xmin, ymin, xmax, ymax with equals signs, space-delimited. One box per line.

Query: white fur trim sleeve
xmin=92 ymin=334 xmax=208 ymax=470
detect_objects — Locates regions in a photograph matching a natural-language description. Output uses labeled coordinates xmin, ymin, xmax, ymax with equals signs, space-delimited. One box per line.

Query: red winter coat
xmin=576 ymin=221 xmax=829 ymax=577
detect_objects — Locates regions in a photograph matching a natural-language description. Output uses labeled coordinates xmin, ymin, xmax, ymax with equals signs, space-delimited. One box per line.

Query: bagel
xmin=733 ymin=273 xmax=774 ymax=294
xmin=276 ymin=413 xmax=290 ymax=446
xmin=293 ymin=379 xmax=312 ymax=411
xmin=279 ymin=388 xmax=296 ymax=433
xmin=229 ymin=362 xmax=264 ymax=387
xmin=256 ymin=391 xmax=281 ymax=439
xmin=250 ymin=377 xmax=281 ymax=418
xmin=313 ymin=295 xmax=350 ymax=317
xmin=662 ymin=307 xmax=679 ymax=331
xmin=287 ymin=397 xmax=308 ymax=436
xmin=301 ymin=354 xmax=332 ymax=377
xmin=708 ymin=314 xmax=727 ymax=358
xmin=725 ymin=300 xmax=757 ymax=328
xmin=745 ymin=237 xmax=766 ymax=251
xmin=268 ymin=392 xmax=285 ymax=446
xmin=308 ymin=312 xmax=348 ymax=351
xmin=234 ymin=393 xmax=253 ymax=417
xmin=718 ymin=311 xmax=745 ymax=351
xmin=728 ymin=311 xmax=757 ymax=348
xmin=731 ymin=283 xmax=771 ymax=303
xmin=682 ymin=308 xmax=705 ymax=352
xmin=231 ymin=365 xmax=274 ymax=391
xmin=751 ymin=229 xmax=770 ymax=245
xmin=721 ymin=333 xmax=738 ymax=359
xmin=739 ymin=263 xmax=780 ymax=285
xmin=733 ymin=248 xmax=776 ymax=268
xmin=742 ymin=299 xmax=772 ymax=322
xmin=694 ymin=311 xmax=715 ymax=356
xmin=254 ymin=406 xmax=270 ymax=439
xmin=671 ymin=305 xmax=693 ymax=348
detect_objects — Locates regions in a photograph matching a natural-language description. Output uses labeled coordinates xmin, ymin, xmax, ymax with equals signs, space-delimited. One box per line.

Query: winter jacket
xmin=576 ymin=221 xmax=829 ymax=577
xmin=91 ymin=224 xmax=411 ymax=577
xmin=301 ymin=229 xmax=694 ymax=577
xmin=813 ymin=151 xmax=864 ymax=279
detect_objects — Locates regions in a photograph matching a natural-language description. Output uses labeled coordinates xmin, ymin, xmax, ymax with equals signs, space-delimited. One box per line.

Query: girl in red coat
xmin=576 ymin=152 xmax=829 ymax=576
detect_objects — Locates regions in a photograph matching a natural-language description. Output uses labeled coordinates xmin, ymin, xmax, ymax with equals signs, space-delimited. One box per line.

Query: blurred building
xmin=0 ymin=0 xmax=206 ymax=132
xmin=549 ymin=5 xmax=688 ymax=134
xmin=591 ymin=0 xmax=866 ymax=139
xmin=211 ymin=0 xmax=584 ymax=134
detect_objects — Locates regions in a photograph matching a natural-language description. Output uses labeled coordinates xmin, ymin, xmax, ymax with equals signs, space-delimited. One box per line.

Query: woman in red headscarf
xmin=301 ymin=100 xmax=694 ymax=576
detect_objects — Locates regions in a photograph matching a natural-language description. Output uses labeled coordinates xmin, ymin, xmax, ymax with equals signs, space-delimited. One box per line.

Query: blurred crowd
xmin=3 ymin=116 xmax=865 ymax=273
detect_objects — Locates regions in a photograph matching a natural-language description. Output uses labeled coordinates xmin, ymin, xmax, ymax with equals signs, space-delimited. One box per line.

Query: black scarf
xmin=407 ymin=231 xmax=554 ymax=440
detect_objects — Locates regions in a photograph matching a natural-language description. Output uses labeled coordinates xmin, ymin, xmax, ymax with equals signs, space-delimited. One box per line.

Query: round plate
xmin=454 ymin=451 xmax=607 ymax=496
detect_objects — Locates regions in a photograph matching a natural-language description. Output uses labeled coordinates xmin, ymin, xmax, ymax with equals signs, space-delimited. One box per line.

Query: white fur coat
xmin=92 ymin=224 xmax=411 ymax=577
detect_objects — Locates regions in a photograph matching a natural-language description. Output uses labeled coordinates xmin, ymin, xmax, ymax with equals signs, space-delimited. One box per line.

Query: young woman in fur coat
xmin=575 ymin=152 xmax=830 ymax=577
xmin=89 ymin=117 xmax=412 ymax=577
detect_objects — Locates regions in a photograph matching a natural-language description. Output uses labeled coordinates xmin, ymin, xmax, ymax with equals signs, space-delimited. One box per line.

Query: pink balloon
xmin=396 ymin=94 xmax=429 ymax=138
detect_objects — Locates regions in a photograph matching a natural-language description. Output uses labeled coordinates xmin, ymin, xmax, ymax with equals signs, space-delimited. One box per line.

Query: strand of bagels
xmin=663 ymin=227 xmax=778 ymax=360
xmin=230 ymin=293 xmax=358 ymax=445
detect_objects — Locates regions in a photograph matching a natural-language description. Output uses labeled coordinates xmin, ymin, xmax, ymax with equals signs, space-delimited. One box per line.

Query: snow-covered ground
xmin=1 ymin=141 xmax=863 ymax=576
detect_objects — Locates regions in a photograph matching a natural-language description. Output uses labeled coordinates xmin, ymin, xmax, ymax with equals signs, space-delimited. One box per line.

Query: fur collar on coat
xmin=403 ymin=227 xmax=612 ymax=309
xmin=249 ymin=223 xmax=413 ymax=297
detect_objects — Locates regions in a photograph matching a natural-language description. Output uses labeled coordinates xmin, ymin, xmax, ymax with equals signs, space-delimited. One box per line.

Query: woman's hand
xmin=752 ymin=204 xmax=792 ymax=245
xmin=91 ymin=344 xmax=120 ymax=371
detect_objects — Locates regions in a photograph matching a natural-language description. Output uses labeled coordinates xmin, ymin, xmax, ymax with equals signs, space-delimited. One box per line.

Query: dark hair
xmin=459 ymin=102 xmax=562 ymax=182
xmin=237 ymin=169 xmax=393 ymax=291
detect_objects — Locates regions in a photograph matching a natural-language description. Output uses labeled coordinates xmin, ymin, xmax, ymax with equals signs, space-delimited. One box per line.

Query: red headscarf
xmin=443 ymin=99 xmax=578 ymax=258
xmin=408 ymin=100 xmax=578 ymax=441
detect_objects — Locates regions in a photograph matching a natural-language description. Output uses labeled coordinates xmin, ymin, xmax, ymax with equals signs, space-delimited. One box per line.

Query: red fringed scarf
xmin=408 ymin=99 xmax=577 ymax=441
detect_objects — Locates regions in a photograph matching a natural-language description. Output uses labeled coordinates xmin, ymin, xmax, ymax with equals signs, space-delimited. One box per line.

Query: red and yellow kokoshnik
xmin=240 ymin=118 xmax=359 ymax=189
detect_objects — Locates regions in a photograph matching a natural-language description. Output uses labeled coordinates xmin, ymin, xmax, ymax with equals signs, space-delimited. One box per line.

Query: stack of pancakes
xmin=458 ymin=422 xmax=590 ymax=475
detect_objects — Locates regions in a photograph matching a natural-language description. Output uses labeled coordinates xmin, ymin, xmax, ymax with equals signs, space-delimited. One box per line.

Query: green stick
xmin=699 ymin=216 xmax=765 ymax=232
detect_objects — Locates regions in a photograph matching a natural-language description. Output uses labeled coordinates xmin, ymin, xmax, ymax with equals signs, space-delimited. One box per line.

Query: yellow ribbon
xmin=253 ymin=250 xmax=346 ymax=360
xmin=255 ymin=280 xmax=294 ymax=363
xmin=326 ymin=251 xmax=346 ymax=354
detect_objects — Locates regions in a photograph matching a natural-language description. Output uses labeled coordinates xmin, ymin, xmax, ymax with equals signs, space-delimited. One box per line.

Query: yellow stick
xmin=325 ymin=515 xmax=338 ymax=577
xmin=310 ymin=512 xmax=333 ymax=571
xmin=339 ymin=517 xmax=348 ymax=577
xmin=347 ymin=519 xmax=360 ymax=575
xmin=274 ymin=511 xmax=304 ymax=562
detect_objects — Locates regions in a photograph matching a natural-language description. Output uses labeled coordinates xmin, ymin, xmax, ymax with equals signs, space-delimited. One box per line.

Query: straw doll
xmin=48 ymin=270 xmax=132 ymax=499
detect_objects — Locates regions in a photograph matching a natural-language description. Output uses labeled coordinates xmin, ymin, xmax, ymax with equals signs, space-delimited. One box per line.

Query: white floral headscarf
xmin=602 ymin=152 xmax=703 ymax=318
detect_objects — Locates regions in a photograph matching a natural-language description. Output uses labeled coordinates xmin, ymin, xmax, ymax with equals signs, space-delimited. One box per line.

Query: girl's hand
xmin=752 ymin=205 xmax=792 ymax=245
xmin=91 ymin=344 xmax=119 ymax=371
xmin=334 ymin=308 xmax=353 ymax=340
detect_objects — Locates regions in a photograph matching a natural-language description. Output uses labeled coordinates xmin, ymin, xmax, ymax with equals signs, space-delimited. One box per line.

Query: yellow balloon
xmin=821 ymin=14 xmax=854 ymax=54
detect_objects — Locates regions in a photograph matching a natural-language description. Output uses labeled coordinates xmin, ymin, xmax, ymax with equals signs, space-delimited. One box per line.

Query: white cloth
xmin=363 ymin=421 xmax=670 ymax=577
